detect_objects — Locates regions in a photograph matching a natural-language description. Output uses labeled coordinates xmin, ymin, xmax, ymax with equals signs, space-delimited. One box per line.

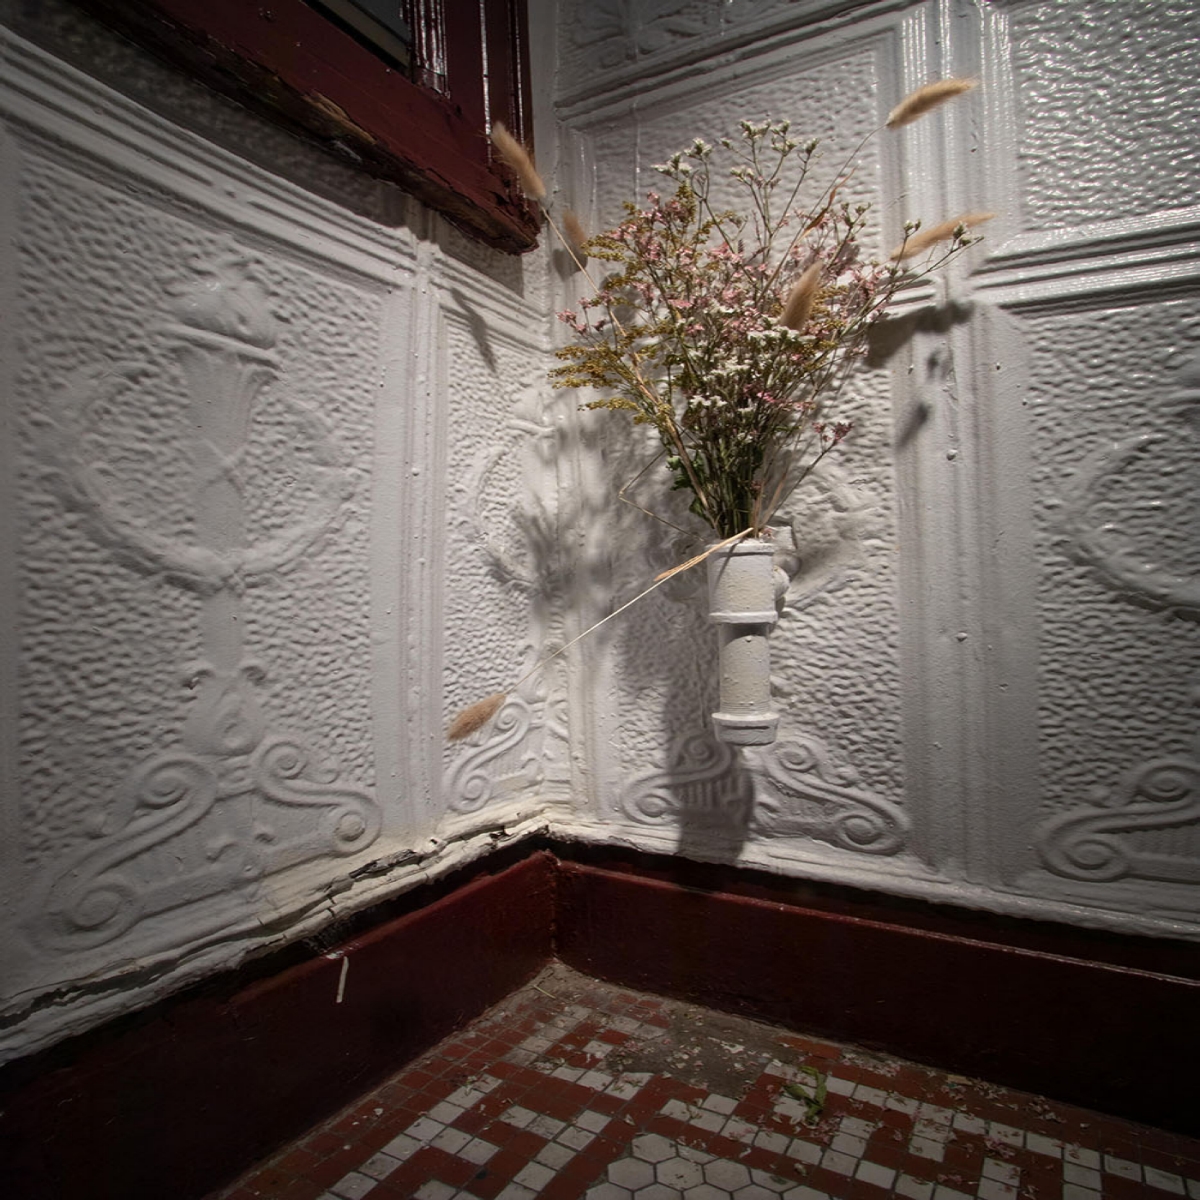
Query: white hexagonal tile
xmin=586 ymin=1185 xmax=633 ymax=1200
xmin=683 ymin=1185 xmax=733 ymax=1200
xmin=734 ymin=1187 xmax=789 ymax=1200
xmin=748 ymin=1169 xmax=793 ymax=1193
xmin=704 ymin=1160 xmax=752 ymax=1191
xmin=610 ymin=1158 xmax=657 ymax=1190
xmin=632 ymin=1134 xmax=679 ymax=1164
xmin=634 ymin=1185 xmax=685 ymax=1200
xmin=657 ymin=1156 xmax=704 ymax=1189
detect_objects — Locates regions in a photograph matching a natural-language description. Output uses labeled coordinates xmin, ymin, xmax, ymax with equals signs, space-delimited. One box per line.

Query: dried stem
xmin=446 ymin=532 xmax=751 ymax=740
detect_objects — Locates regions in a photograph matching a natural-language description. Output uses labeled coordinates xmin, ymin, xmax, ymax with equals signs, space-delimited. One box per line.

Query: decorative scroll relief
xmin=1037 ymin=737 xmax=1200 ymax=884
xmin=621 ymin=728 xmax=908 ymax=856
xmin=26 ymin=256 xmax=381 ymax=953
xmin=622 ymin=733 xmax=750 ymax=830
xmin=445 ymin=692 xmax=542 ymax=813
xmin=1058 ymin=350 xmax=1200 ymax=621
xmin=32 ymin=290 xmax=352 ymax=595
xmin=750 ymin=738 xmax=907 ymax=855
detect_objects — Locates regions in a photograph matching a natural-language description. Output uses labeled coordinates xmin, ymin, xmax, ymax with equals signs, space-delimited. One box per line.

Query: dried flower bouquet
xmin=548 ymin=94 xmax=991 ymax=540
xmin=446 ymin=81 xmax=990 ymax=739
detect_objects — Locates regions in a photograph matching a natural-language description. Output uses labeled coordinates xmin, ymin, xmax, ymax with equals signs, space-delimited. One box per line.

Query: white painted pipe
xmin=706 ymin=538 xmax=780 ymax=745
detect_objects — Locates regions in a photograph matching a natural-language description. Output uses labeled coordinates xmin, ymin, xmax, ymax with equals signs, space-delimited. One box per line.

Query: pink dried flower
xmin=550 ymin=111 xmax=987 ymax=537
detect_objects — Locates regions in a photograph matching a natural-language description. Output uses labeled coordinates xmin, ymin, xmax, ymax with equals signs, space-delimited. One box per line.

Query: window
xmin=76 ymin=0 xmax=539 ymax=252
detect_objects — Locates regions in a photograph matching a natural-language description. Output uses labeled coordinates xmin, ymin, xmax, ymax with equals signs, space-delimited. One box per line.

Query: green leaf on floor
xmin=783 ymin=1064 xmax=827 ymax=1124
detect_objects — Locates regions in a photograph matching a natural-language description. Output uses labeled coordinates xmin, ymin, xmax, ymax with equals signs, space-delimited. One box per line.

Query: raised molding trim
xmin=552 ymin=815 xmax=1200 ymax=940
xmin=971 ymin=206 xmax=1200 ymax=310
xmin=436 ymin=258 xmax=549 ymax=342
xmin=556 ymin=0 xmax=911 ymax=117
xmin=558 ymin=17 xmax=900 ymax=129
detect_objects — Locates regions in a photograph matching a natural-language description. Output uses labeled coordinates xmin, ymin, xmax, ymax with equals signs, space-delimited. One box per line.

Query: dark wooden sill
xmin=72 ymin=0 xmax=542 ymax=253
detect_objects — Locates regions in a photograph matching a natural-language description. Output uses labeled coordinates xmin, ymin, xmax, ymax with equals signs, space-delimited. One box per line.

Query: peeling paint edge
xmin=0 ymin=806 xmax=552 ymax=1065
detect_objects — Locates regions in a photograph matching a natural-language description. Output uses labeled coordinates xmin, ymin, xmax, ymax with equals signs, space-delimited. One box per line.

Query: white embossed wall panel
xmin=440 ymin=289 xmax=561 ymax=819
xmin=1 ymin=57 xmax=390 ymax=1035
xmin=561 ymin=12 xmax=918 ymax=872
xmin=1027 ymin=303 xmax=1199 ymax=812
xmin=1007 ymin=0 xmax=1200 ymax=231
xmin=1017 ymin=300 xmax=1200 ymax=902
xmin=0 ymin=19 xmax=553 ymax=1060
xmin=558 ymin=0 xmax=1200 ymax=930
xmin=962 ymin=0 xmax=1200 ymax=915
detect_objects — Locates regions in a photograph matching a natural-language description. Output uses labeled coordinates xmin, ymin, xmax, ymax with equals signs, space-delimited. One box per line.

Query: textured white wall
xmin=549 ymin=0 xmax=1200 ymax=934
xmin=2 ymin=0 xmax=1199 ymax=1066
xmin=0 ymin=4 xmax=563 ymax=1061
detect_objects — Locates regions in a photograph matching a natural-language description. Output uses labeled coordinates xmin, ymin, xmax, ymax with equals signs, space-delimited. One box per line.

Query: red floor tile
xmin=208 ymin=963 xmax=1200 ymax=1200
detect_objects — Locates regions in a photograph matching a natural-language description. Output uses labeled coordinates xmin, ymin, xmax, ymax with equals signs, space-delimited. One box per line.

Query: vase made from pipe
xmin=706 ymin=538 xmax=780 ymax=746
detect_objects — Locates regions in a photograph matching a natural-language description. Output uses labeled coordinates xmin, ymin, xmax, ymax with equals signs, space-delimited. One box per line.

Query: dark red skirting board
xmin=0 ymin=850 xmax=556 ymax=1200
xmin=553 ymin=854 xmax=1200 ymax=1138
xmin=2 ymin=840 xmax=1199 ymax=1200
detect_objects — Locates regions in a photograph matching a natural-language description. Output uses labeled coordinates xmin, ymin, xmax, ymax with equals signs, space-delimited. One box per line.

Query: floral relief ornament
xmin=447 ymin=81 xmax=993 ymax=743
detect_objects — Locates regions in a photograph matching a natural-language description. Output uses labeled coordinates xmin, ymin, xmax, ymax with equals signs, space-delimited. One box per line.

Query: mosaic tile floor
xmin=214 ymin=963 xmax=1200 ymax=1200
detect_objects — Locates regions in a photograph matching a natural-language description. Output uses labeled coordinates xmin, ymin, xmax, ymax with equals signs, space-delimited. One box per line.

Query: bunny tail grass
xmin=490 ymin=122 xmax=547 ymax=201
xmin=890 ymin=211 xmax=995 ymax=260
xmin=447 ymin=692 xmax=509 ymax=741
xmin=886 ymin=78 xmax=977 ymax=129
xmin=563 ymin=210 xmax=589 ymax=265
xmin=780 ymin=261 xmax=822 ymax=331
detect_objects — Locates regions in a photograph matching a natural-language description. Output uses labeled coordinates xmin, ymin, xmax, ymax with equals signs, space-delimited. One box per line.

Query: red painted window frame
xmin=75 ymin=0 xmax=540 ymax=253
